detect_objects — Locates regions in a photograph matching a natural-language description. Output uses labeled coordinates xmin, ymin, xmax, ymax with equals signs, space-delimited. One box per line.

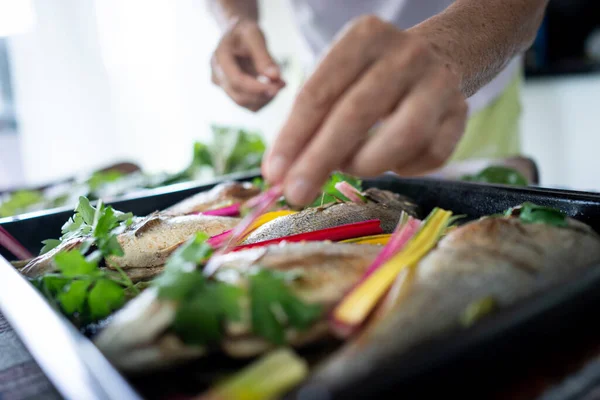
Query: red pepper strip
xmin=0 ymin=225 xmax=33 ymax=260
xmin=206 ymin=228 xmax=233 ymax=248
xmin=230 ymin=219 xmax=383 ymax=252
xmin=199 ymin=203 xmax=241 ymax=217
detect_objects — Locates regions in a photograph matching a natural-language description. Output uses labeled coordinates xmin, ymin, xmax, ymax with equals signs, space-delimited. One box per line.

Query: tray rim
xmin=3 ymin=169 xmax=600 ymax=225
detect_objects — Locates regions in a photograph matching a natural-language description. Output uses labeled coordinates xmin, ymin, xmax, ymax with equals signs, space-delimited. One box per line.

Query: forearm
xmin=208 ymin=0 xmax=259 ymax=30
xmin=409 ymin=0 xmax=548 ymax=97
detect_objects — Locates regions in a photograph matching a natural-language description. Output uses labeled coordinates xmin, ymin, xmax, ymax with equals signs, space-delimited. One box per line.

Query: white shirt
xmin=287 ymin=0 xmax=522 ymax=115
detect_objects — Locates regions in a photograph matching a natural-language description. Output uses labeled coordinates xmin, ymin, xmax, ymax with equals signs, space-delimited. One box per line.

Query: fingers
xmin=394 ymin=98 xmax=468 ymax=176
xmin=262 ymin=24 xmax=378 ymax=185
xmin=281 ymin=55 xmax=420 ymax=206
xmin=346 ymin=67 xmax=464 ymax=177
xmin=242 ymin=24 xmax=281 ymax=81
xmin=211 ymin=23 xmax=284 ymax=111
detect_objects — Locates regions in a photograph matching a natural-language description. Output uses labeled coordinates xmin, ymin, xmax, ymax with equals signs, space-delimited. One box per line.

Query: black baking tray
xmin=2 ymin=171 xmax=600 ymax=399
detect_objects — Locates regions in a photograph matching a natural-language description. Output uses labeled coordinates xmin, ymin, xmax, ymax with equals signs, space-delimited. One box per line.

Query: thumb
xmin=244 ymin=26 xmax=281 ymax=81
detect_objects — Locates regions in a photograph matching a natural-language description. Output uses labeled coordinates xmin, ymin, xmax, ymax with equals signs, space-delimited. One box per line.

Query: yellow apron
xmin=448 ymin=69 xmax=523 ymax=162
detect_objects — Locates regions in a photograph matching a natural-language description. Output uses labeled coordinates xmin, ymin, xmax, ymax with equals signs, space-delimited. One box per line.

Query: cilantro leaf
xmin=154 ymin=232 xmax=214 ymax=300
xmin=40 ymin=239 xmax=61 ymax=255
xmin=54 ymin=251 xmax=99 ymax=278
xmin=249 ymin=269 xmax=322 ymax=345
xmin=172 ymin=283 xmax=243 ymax=346
xmin=75 ymin=196 xmax=96 ymax=225
xmin=58 ymin=279 xmax=92 ymax=314
xmin=94 ymin=205 xmax=119 ymax=239
xmin=155 ymin=271 xmax=206 ymax=301
xmin=504 ymin=202 xmax=568 ymax=227
xmin=88 ymin=279 xmax=126 ymax=320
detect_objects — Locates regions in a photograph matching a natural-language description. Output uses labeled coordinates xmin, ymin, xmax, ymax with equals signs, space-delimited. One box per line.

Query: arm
xmin=410 ymin=0 xmax=549 ymax=97
xmin=262 ymin=1 xmax=549 ymax=206
xmin=208 ymin=0 xmax=259 ymax=30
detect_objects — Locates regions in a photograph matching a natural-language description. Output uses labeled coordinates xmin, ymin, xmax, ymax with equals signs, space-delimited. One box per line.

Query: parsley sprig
xmin=32 ymin=197 xmax=137 ymax=326
xmin=152 ymin=232 xmax=323 ymax=347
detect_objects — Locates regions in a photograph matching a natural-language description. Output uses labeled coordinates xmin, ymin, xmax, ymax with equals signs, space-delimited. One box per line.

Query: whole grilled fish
xmin=305 ymin=215 xmax=600 ymax=394
xmin=18 ymin=213 xmax=239 ymax=280
xmin=93 ymin=242 xmax=382 ymax=373
xmin=163 ymin=181 xmax=260 ymax=216
xmin=241 ymin=188 xmax=419 ymax=245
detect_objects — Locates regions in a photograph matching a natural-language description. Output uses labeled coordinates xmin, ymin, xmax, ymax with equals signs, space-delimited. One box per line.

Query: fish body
xmin=307 ymin=216 xmax=600 ymax=392
xmin=19 ymin=237 xmax=84 ymax=277
xmin=163 ymin=181 xmax=260 ymax=216
xmin=19 ymin=214 xmax=239 ymax=280
xmin=107 ymin=213 xmax=240 ymax=270
xmin=94 ymin=242 xmax=382 ymax=372
xmin=241 ymin=189 xmax=419 ymax=245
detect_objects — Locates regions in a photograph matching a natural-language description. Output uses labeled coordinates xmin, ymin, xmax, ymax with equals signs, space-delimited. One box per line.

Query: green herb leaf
xmin=504 ymin=202 xmax=568 ymax=227
xmin=154 ymin=232 xmax=214 ymax=300
xmin=172 ymin=283 xmax=244 ymax=346
xmin=58 ymin=279 xmax=92 ymax=314
xmin=249 ymin=269 xmax=322 ymax=345
xmin=88 ymin=279 xmax=126 ymax=320
xmin=75 ymin=196 xmax=96 ymax=225
xmin=461 ymin=166 xmax=528 ymax=186
xmin=155 ymin=270 xmax=206 ymax=301
xmin=54 ymin=251 xmax=99 ymax=278
xmin=40 ymin=239 xmax=61 ymax=255
xmin=310 ymin=172 xmax=363 ymax=207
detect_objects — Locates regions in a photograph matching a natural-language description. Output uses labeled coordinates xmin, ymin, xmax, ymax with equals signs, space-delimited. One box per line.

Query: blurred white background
xmin=0 ymin=0 xmax=599 ymax=191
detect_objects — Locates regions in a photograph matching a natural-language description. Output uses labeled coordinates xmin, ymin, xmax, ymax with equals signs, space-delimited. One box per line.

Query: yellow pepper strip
xmin=333 ymin=208 xmax=452 ymax=326
xmin=340 ymin=234 xmax=392 ymax=245
xmin=236 ymin=210 xmax=297 ymax=244
xmin=198 ymin=348 xmax=308 ymax=400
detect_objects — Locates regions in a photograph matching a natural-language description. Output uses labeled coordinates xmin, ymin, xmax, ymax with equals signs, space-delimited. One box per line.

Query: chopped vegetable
xmin=231 ymin=219 xmax=384 ymax=252
xmin=334 ymin=181 xmax=366 ymax=204
xmin=504 ymin=202 xmax=567 ymax=227
xmin=331 ymin=208 xmax=452 ymax=336
xmin=198 ymin=348 xmax=308 ymax=400
xmin=200 ymin=203 xmax=241 ymax=217
xmin=0 ymin=224 xmax=33 ymax=260
xmin=309 ymin=172 xmax=363 ymax=207
xmin=461 ymin=166 xmax=528 ymax=186
xmin=340 ymin=234 xmax=392 ymax=245
xmin=460 ymin=297 xmax=498 ymax=327
xmin=360 ymin=215 xmax=421 ymax=281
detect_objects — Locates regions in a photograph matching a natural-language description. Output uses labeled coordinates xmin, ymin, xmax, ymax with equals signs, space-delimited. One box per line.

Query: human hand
xmin=262 ymin=16 xmax=468 ymax=206
xmin=211 ymin=18 xmax=286 ymax=111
